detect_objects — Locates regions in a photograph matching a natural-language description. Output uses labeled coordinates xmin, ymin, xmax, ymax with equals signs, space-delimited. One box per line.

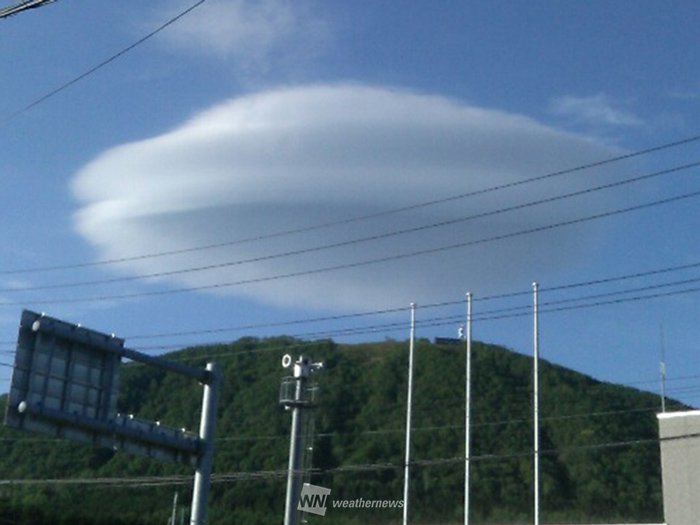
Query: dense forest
xmin=0 ymin=337 xmax=680 ymax=524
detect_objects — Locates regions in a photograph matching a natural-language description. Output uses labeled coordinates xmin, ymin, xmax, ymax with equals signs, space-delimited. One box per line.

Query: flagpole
xmin=464 ymin=292 xmax=473 ymax=525
xmin=403 ymin=302 xmax=417 ymax=525
xmin=533 ymin=282 xmax=540 ymax=525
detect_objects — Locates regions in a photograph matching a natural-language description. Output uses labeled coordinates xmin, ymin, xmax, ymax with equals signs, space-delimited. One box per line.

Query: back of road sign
xmin=4 ymin=310 xmax=123 ymax=448
xmin=4 ymin=310 xmax=200 ymax=466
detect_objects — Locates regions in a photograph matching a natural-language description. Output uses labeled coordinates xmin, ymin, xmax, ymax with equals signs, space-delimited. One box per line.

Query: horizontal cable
xmin=3 ymin=429 xmax=700 ymax=487
xmin=3 ymin=187 xmax=700 ymax=308
xmin=3 ymin=136 xmax=700 ymax=276
xmin=3 ymin=161 xmax=696 ymax=294
xmin=1 ymin=0 xmax=208 ymax=125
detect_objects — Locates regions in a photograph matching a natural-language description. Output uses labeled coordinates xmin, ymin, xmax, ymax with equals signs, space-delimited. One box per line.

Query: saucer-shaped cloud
xmin=72 ymin=85 xmax=628 ymax=311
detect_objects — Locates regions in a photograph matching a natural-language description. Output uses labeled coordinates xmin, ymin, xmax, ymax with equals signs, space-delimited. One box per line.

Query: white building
xmin=657 ymin=410 xmax=700 ymax=525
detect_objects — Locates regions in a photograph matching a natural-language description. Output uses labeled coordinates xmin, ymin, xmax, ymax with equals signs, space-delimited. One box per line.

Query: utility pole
xmin=532 ymin=282 xmax=540 ymax=525
xmin=280 ymin=354 xmax=323 ymax=525
xmin=464 ymin=292 xmax=473 ymax=525
xmin=403 ymin=303 xmax=417 ymax=525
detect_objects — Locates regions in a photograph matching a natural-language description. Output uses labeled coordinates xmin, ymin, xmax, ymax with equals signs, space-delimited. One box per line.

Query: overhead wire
xmin=0 ymin=0 xmax=56 ymax=19
xmin=3 ymin=263 xmax=680 ymax=355
xmin=3 ymin=186 xmax=700 ymax=308
xmin=1 ymin=256 xmax=698 ymax=348
xmin=1 ymin=0 xmax=208 ymax=125
xmin=470 ymin=274 xmax=700 ymax=320
xmin=1 ymin=161 xmax=697 ymax=295
xmin=1 ymin=250 xmax=697 ymax=348
xmin=102 ymin=258 xmax=700 ymax=343
xmin=2 ymin=1 xmax=699 ymax=503
xmin=0 ymin=383 xmax=694 ymax=448
xmin=2 ymin=135 xmax=700 ymax=276
xmin=3 ymin=429 xmax=700 ymax=487
xmin=1 ymin=266 xmax=696 ymax=375
xmin=478 ymin=284 xmax=700 ymax=323
xmin=120 ymin=279 xmax=700 ymax=350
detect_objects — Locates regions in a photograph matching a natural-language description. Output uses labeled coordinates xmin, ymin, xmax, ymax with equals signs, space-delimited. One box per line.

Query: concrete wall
xmin=658 ymin=410 xmax=700 ymax=525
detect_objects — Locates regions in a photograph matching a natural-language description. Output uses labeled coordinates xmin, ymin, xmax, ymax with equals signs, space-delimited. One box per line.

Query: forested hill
xmin=0 ymin=337 xmax=681 ymax=524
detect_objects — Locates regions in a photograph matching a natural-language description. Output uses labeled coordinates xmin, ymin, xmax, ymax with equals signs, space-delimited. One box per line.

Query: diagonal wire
xmin=1 ymin=0 xmax=207 ymax=125
xmin=2 ymin=160 xmax=696 ymax=293
xmin=0 ymin=0 xmax=56 ymax=19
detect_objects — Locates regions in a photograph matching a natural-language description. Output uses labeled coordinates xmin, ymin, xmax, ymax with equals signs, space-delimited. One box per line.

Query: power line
xmin=47 ymin=264 xmax=695 ymax=354
xmin=3 ymin=161 xmax=697 ymax=295
xmin=216 ymin=404 xmax=680 ymax=444
xmin=0 ymin=251 xmax=691 ymax=344
xmin=0 ymin=403 xmax=671 ymax=446
xmin=3 ymin=429 xmax=699 ymax=487
xmin=110 ymin=258 xmax=700 ymax=343
xmin=1 ymin=370 xmax=695 ymax=456
xmin=185 ymin=281 xmax=700 ymax=348
xmin=473 ymin=274 xmax=700 ymax=319
xmin=4 ymin=187 xmax=700 ymax=308
xmin=0 ymin=0 xmax=56 ymax=18
xmin=478 ymin=284 xmax=700 ymax=323
xmin=1 ymin=0 xmax=207 ymax=125
xmin=1 ymin=270 xmax=689 ymax=360
xmin=268 ymin=280 xmax=700 ymax=340
xmin=3 ymin=136 xmax=700 ymax=276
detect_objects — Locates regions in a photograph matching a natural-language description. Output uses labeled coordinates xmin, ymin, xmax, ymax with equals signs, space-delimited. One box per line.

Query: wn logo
xmin=298 ymin=483 xmax=332 ymax=516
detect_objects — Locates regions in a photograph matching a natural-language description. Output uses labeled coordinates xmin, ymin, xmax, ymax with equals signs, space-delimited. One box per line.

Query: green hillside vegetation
xmin=0 ymin=337 xmax=679 ymax=524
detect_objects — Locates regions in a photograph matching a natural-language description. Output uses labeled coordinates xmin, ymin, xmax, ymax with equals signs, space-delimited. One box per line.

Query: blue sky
xmin=1 ymin=0 xmax=700 ymax=407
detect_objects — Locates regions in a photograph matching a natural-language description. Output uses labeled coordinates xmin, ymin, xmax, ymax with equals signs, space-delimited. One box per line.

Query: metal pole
xmin=532 ymin=282 xmax=540 ymax=525
xmin=464 ymin=292 xmax=473 ymax=525
xmin=170 ymin=492 xmax=178 ymax=525
xmin=190 ymin=362 xmax=220 ymax=525
xmin=660 ymin=324 xmax=667 ymax=413
xmin=403 ymin=303 xmax=417 ymax=525
xmin=284 ymin=378 xmax=305 ymax=525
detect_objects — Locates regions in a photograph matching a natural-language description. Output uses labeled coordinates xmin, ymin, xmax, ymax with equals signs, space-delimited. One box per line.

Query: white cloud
xmin=72 ymin=84 xmax=632 ymax=311
xmin=550 ymin=94 xmax=643 ymax=127
xmin=157 ymin=0 xmax=328 ymax=71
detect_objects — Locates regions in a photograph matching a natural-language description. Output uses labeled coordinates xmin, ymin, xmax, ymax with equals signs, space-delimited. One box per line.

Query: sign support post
xmin=190 ymin=362 xmax=220 ymax=525
xmin=3 ymin=310 xmax=222 ymax=525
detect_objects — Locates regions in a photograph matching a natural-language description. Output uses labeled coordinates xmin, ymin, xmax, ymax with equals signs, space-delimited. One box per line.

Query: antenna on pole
xmin=660 ymin=324 xmax=667 ymax=413
xmin=280 ymin=354 xmax=323 ymax=525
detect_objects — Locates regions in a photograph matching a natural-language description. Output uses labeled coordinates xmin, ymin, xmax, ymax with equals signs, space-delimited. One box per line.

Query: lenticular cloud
xmin=72 ymin=84 xmax=627 ymax=311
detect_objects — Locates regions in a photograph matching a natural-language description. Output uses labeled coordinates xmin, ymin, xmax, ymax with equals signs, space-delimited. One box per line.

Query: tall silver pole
xmin=403 ymin=303 xmax=417 ymax=525
xmin=284 ymin=378 xmax=305 ymax=525
xmin=190 ymin=362 xmax=220 ymax=525
xmin=532 ymin=282 xmax=540 ymax=525
xmin=464 ymin=292 xmax=473 ymax=525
